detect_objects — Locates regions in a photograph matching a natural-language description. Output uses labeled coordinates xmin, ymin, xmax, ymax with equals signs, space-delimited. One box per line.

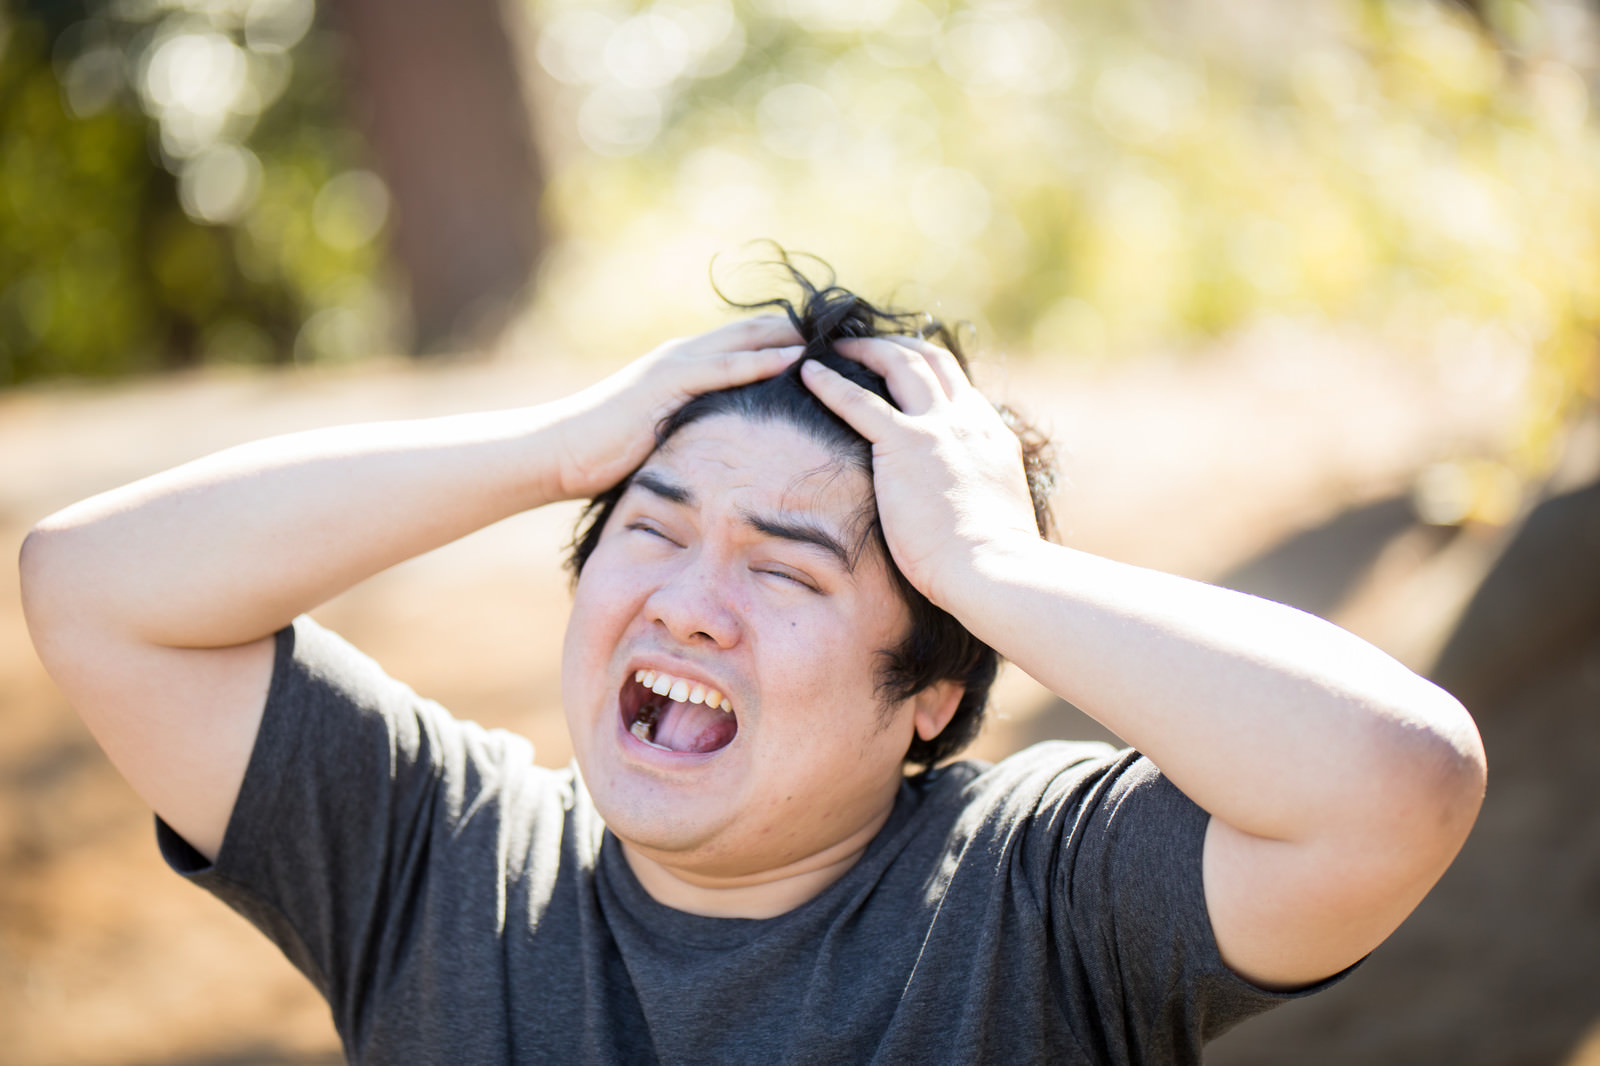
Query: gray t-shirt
xmin=159 ymin=618 xmax=1332 ymax=1064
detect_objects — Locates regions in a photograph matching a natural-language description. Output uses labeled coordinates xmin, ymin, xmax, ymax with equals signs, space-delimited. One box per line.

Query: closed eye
xmin=755 ymin=565 xmax=819 ymax=593
xmin=625 ymin=520 xmax=682 ymax=547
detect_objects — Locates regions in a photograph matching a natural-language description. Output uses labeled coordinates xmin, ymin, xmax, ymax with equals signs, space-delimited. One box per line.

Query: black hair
xmin=566 ymin=251 xmax=1055 ymax=767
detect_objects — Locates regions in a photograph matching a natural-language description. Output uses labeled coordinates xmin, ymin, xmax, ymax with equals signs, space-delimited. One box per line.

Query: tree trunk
xmin=328 ymin=0 xmax=545 ymax=354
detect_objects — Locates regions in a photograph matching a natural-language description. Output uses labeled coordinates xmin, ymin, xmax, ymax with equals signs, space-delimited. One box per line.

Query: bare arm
xmin=20 ymin=319 xmax=802 ymax=861
xmin=801 ymin=337 xmax=1486 ymax=990
xmin=930 ymin=541 xmax=1482 ymax=988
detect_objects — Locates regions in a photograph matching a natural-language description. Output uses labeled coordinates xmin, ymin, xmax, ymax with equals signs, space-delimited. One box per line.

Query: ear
xmin=910 ymin=680 xmax=964 ymax=743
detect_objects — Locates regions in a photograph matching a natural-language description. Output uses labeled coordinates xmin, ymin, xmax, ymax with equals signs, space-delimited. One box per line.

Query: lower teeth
xmin=630 ymin=719 xmax=654 ymax=742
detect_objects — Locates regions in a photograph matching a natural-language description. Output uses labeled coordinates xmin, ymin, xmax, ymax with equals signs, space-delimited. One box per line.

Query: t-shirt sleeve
xmin=154 ymin=616 xmax=539 ymax=1041
xmin=1001 ymin=743 xmax=1354 ymax=1061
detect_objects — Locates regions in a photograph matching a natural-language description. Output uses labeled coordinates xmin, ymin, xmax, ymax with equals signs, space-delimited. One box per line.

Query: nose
xmin=643 ymin=550 xmax=741 ymax=649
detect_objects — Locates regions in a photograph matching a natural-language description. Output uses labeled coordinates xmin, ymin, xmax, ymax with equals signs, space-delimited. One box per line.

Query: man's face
xmin=561 ymin=413 xmax=924 ymax=883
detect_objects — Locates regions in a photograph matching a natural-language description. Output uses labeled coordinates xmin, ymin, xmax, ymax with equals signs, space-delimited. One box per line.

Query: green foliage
xmin=6 ymin=0 xmax=1597 ymax=481
xmin=0 ymin=0 xmax=392 ymax=385
xmin=1 ymin=16 xmax=158 ymax=381
xmin=527 ymin=0 xmax=1599 ymax=475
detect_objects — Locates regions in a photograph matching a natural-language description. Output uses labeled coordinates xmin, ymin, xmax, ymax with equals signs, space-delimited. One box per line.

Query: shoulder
xmin=269 ymin=616 xmax=540 ymax=771
xmin=915 ymin=740 xmax=1155 ymax=820
xmin=906 ymin=742 xmax=1215 ymax=903
xmin=206 ymin=616 xmax=589 ymax=877
xmin=891 ymin=742 xmax=1185 ymax=875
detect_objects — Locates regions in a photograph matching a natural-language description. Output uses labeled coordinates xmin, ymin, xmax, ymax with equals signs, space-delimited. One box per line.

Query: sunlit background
xmin=4 ymin=2 xmax=1600 ymax=1063
xmin=5 ymin=0 xmax=1599 ymax=492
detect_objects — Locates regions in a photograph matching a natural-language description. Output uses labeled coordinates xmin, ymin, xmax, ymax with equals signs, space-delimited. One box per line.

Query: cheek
xmin=561 ymin=560 xmax=638 ymax=692
xmin=572 ymin=543 xmax=647 ymax=626
xmin=756 ymin=610 xmax=887 ymax=727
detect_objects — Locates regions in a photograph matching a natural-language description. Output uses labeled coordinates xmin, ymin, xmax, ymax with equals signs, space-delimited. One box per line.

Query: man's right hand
xmin=547 ymin=317 xmax=803 ymax=500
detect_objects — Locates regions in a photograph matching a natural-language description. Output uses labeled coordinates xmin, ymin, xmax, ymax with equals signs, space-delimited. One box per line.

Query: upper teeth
xmin=635 ymin=669 xmax=733 ymax=713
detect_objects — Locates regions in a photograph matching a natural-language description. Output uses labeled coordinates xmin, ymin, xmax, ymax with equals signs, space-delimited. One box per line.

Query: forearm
xmin=948 ymin=537 xmax=1484 ymax=844
xmin=24 ymin=404 xmax=570 ymax=649
xmin=802 ymin=332 xmax=1484 ymax=982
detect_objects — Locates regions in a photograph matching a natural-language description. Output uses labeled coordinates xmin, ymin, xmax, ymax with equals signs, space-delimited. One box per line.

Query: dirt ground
xmin=0 ymin=324 xmax=1562 ymax=1064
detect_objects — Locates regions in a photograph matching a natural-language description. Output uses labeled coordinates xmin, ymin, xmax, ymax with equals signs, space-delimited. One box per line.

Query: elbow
xmin=1397 ymin=686 xmax=1487 ymax=858
xmin=19 ymin=524 xmax=58 ymax=629
xmin=1323 ymin=689 xmax=1486 ymax=900
xmin=1451 ymin=696 xmax=1488 ymax=803
xmin=18 ymin=521 xmax=66 ymax=640
xmin=1330 ymin=681 xmax=1487 ymax=860
xmin=1443 ymin=694 xmax=1488 ymax=842
xmin=19 ymin=519 xmax=90 ymax=644
xmin=20 ymin=520 xmax=119 ymax=696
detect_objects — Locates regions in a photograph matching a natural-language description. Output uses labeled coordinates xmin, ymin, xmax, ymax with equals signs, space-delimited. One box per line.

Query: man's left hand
xmin=799 ymin=336 xmax=1038 ymax=609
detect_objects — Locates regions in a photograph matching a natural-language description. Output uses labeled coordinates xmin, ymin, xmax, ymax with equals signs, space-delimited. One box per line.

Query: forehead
xmin=643 ymin=414 xmax=870 ymax=511
xmin=649 ymin=409 xmax=857 ymax=489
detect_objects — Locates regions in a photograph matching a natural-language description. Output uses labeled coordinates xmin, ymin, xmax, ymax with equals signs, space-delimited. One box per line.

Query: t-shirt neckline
xmin=596 ymin=774 xmax=928 ymax=949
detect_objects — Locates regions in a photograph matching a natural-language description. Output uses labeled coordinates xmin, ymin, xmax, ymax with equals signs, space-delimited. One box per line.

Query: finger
xmin=704 ymin=314 xmax=803 ymax=353
xmin=799 ymin=359 xmax=906 ymax=442
xmin=694 ymin=343 xmax=804 ymax=392
xmin=832 ymin=337 xmax=946 ymax=413
xmin=884 ymin=334 xmax=971 ymax=399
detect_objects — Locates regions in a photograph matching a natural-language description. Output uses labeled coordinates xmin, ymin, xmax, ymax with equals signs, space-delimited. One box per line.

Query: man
xmin=21 ymin=270 xmax=1485 ymax=1064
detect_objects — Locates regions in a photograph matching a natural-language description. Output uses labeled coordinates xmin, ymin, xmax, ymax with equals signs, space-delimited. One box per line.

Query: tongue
xmin=653 ymin=700 xmax=736 ymax=753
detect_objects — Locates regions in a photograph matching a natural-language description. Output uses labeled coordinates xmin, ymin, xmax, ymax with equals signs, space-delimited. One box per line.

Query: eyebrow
xmin=630 ymin=470 xmax=857 ymax=573
xmin=740 ymin=511 xmax=856 ymax=573
xmin=632 ymin=470 xmax=692 ymax=506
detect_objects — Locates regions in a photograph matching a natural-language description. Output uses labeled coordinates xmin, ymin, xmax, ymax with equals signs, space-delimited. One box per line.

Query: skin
xmin=19 ymin=314 xmax=1486 ymax=997
xmin=19 ymin=316 xmax=808 ymax=860
xmin=561 ymin=416 xmax=958 ymax=917
xmin=800 ymin=336 xmax=1486 ymax=988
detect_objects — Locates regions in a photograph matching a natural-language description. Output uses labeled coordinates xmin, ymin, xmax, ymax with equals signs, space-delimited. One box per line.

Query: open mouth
xmin=620 ymin=669 xmax=739 ymax=754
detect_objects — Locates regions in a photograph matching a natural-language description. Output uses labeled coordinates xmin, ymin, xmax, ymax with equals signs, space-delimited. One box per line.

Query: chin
xmin=598 ymin=787 xmax=753 ymax=869
xmin=575 ymin=740 xmax=738 ymax=850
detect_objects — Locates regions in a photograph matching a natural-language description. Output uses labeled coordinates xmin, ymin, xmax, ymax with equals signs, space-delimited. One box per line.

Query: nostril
xmin=655 ymin=621 xmax=717 ymax=645
xmin=645 ymin=573 xmax=740 ymax=648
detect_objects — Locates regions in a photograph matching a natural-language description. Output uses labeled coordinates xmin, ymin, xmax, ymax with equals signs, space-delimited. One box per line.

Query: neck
xmin=619 ymin=804 xmax=896 ymax=919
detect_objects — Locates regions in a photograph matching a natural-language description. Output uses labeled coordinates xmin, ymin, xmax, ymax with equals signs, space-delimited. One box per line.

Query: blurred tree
xmin=0 ymin=0 xmax=550 ymax=383
xmin=329 ymin=0 xmax=546 ymax=352
xmin=0 ymin=0 xmax=395 ymax=381
xmin=1 ymin=1 xmax=292 ymax=382
xmin=6 ymin=0 xmax=1598 ymax=471
xmin=523 ymin=0 xmax=1598 ymax=491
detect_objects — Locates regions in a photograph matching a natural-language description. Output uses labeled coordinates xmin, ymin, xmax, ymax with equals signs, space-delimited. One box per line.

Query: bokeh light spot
xmin=910 ymin=166 xmax=991 ymax=244
xmin=605 ymin=13 xmax=691 ymax=90
xmin=244 ymin=0 xmax=315 ymax=56
xmin=938 ymin=11 xmax=1072 ymax=96
xmin=757 ymin=82 xmax=839 ymax=160
xmin=578 ymin=85 xmax=664 ymax=156
xmin=312 ymin=170 xmax=390 ymax=251
xmin=61 ymin=44 xmax=124 ymax=117
xmin=538 ymin=8 xmax=622 ymax=87
xmin=179 ymin=144 xmax=263 ymax=224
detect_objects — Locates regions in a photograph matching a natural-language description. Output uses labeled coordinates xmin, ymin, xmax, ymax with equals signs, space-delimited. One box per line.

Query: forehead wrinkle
xmin=786 ymin=455 xmax=882 ymax=564
xmin=630 ymin=450 xmax=862 ymax=575
xmin=799 ymin=459 xmax=882 ymax=574
xmin=639 ymin=421 xmax=882 ymax=573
